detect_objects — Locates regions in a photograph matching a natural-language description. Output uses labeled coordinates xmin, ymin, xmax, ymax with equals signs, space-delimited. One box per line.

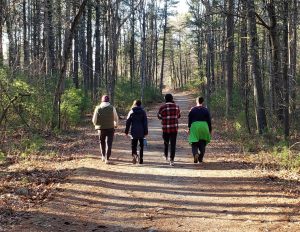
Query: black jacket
xmin=188 ymin=106 xmax=212 ymax=132
xmin=125 ymin=106 xmax=148 ymax=139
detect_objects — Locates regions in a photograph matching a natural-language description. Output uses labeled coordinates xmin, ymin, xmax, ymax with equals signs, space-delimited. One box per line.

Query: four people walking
xmin=93 ymin=94 xmax=211 ymax=166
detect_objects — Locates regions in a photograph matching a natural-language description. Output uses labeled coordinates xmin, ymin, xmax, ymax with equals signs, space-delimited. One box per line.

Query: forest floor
xmin=1 ymin=92 xmax=300 ymax=232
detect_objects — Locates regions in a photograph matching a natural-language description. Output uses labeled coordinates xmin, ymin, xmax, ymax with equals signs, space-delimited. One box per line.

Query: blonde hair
xmin=131 ymin=99 xmax=142 ymax=108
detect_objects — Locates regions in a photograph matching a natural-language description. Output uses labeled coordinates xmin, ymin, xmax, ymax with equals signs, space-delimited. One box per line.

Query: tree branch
xmin=255 ymin=12 xmax=270 ymax=30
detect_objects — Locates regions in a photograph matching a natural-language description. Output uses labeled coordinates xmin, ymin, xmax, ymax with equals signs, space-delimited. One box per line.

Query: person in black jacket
xmin=125 ymin=100 xmax=148 ymax=164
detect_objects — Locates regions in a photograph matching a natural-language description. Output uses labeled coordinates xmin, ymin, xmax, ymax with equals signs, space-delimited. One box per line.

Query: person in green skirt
xmin=188 ymin=97 xmax=212 ymax=163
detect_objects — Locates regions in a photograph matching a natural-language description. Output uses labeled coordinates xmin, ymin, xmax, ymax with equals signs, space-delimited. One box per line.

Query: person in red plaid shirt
xmin=157 ymin=93 xmax=181 ymax=166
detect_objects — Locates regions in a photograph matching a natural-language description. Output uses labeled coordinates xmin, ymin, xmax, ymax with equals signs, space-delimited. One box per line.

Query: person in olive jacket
xmin=92 ymin=95 xmax=119 ymax=164
xmin=125 ymin=100 xmax=148 ymax=164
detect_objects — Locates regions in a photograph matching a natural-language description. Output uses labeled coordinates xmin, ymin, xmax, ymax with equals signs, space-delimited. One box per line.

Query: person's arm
xmin=113 ymin=107 xmax=119 ymax=127
xmin=188 ymin=109 xmax=192 ymax=129
xmin=157 ymin=106 xmax=162 ymax=120
xmin=144 ymin=111 xmax=148 ymax=136
xmin=177 ymin=106 xmax=181 ymax=119
xmin=207 ymin=110 xmax=212 ymax=133
xmin=125 ymin=114 xmax=131 ymax=135
xmin=92 ymin=107 xmax=98 ymax=125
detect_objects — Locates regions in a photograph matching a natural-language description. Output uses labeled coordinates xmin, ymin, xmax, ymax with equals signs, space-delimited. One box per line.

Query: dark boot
xmin=193 ymin=154 xmax=199 ymax=163
xmin=139 ymin=158 xmax=143 ymax=164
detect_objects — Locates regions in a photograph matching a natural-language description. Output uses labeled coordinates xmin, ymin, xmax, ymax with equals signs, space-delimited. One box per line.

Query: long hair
xmin=131 ymin=99 xmax=142 ymax=108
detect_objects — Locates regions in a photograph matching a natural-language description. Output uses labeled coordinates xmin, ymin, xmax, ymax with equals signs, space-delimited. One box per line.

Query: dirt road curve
xmin=11 ymin=92 xmax=300 ymax=232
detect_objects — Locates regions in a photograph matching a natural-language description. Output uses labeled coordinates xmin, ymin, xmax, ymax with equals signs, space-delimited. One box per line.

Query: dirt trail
xmin=11 ymin=92 xmax=300 ymax=232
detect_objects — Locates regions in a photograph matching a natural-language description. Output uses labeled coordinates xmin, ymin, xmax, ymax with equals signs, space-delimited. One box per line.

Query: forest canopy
xmin=0 ymin=0 xmax=299 ymax=140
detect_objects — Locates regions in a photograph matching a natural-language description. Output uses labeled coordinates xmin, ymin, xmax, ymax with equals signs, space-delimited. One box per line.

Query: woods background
xmin=0 ymin=0 xmax=299 ymax=161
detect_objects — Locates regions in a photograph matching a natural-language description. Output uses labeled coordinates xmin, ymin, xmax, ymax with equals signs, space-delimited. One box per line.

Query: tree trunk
xmin=73 ymin=3 xmax=79 ymax=89
xmin=159 ymin=0 xmax=168 ymax=94
xmin=267 ymin=0 xmax=283 ymax=121
xmin=52 ymin=0 xmax=88 ymax=129
xmin=130 ymin=0 xmax=135 ymax=89
xmin=45 ymin=0 xmax=56 ymax=74
xmin=0 ymin=0 xmax=3 ymax=66
xmin=225 ymin=0 xmax=234 ymax=117
xmin=87 ymin=1 xmax=93 ymax=98
xmin=94 ymin=0 xmax=101 ymax=97
xmin=290 ymin=0 xmax=297 ymax=115
xmin=246 ymin=0 xmax=267 ymax=134
xmin=79 ymin=10 xmax=88 ymax=94
xmin=282 ymin=0 xmax=289 ymax=139
xmin=140 ymin=0 xmax=146 ymax=102
xmin=23 ymin=0 xmax=30 ymax=68
xmin=240 ymin=0 xmax=251 ymax=134
xmin=6 ymin=9 xmax=16 ymax=69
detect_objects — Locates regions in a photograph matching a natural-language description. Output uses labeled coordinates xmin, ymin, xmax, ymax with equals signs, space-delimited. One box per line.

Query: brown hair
xmin=197 ymin=97 xmax=204 ymax=104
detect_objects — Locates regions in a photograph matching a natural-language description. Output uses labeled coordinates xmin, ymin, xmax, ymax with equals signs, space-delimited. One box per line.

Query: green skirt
xmin=188 ymin=121 xmax=211 ymax=144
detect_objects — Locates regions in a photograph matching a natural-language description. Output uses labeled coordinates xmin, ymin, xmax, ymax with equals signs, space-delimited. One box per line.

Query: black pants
xmin=163 ymin=132 xmax=177 ymax=161
xmin=131 ymin=138 xmax=144 ymax=160
xmin=191 ymin=140 xmax=206 ymax=162
xmin=98 ymin=129 xmax=114 ymax=160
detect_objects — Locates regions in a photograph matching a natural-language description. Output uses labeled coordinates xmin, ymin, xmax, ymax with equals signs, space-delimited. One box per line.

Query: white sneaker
xmin=169 ymin=160 xmax=174 ymax=166
xmin=101 ymin=155 xmax=105 ymax=162
xmin=105 ymin=159 xmax=110 ymax=164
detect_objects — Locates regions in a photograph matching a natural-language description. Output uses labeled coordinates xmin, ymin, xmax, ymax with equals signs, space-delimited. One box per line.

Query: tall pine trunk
xmin=0 ymin=0 xmax=3 ymax=66
xmin=246 ymin=0 xmax=267 ymax=134
xmin=159 ymin=0 xmax=168 ymax=94
xmin=282 ymin=1 xmax=289 ymax=139
xmin=225 ymin=0 xmax=234 ymax=117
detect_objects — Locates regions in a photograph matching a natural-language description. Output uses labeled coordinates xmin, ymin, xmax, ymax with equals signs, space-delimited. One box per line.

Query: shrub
xmin=0 ymin=151 xmax=5 ymax=162
xmin=113 ymin=79 xmax=161 ymax=114
xmin=61 ymin=88 xmax=89 ymax=128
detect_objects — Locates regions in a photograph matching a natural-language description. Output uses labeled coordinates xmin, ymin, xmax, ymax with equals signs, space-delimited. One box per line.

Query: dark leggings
xmin=163 ymin=132 xmax=177 ymax=161
xmin=131 ymin=138 xmax=144 ymax=159
xmin=192 ymin=140 xmax=206 ymax=162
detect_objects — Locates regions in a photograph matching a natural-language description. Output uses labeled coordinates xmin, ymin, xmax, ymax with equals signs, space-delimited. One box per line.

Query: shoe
xmin=132 ymin=157 xmax=136 ymax=164
xmin=198 ymin=155 xmax=203 ymax=163
xmin=194 ymin=154 xmax=199 ymax=163
xmin=139 ymin=158 xmax=143 ymax=164
xmin=162 ymin=154 xmax=168 ymax=161
xmin=132 ymin=154 xmax=138 ymax=164
xmin=169 ymin=160 xmax=174 ymax=166
xmin=136 ymin=154 xmax=139 ymax=164
xmin=105 ymin=159 xmax=110 ymax=164
xmin=101 ymin=155 xmax=105 ymax=162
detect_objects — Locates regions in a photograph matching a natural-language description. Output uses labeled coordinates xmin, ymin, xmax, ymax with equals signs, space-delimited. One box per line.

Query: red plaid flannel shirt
xmin=157 ymin=102 xmax=181 ymax=133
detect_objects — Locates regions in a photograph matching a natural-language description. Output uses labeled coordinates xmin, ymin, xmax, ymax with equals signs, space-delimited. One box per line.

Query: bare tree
xmin=246 ymin=0 xmax=267 ymax=134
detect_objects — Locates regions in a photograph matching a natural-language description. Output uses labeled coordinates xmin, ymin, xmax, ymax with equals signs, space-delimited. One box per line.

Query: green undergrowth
xmin=110 ymin=79 xmax=162 ymax=115
xmin=0 ymin=134 xmax=47 ymax=164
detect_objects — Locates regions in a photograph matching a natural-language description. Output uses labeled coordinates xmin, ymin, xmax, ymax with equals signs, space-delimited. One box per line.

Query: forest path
xmin=11 ymin=92 xmax=300 ymax=232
